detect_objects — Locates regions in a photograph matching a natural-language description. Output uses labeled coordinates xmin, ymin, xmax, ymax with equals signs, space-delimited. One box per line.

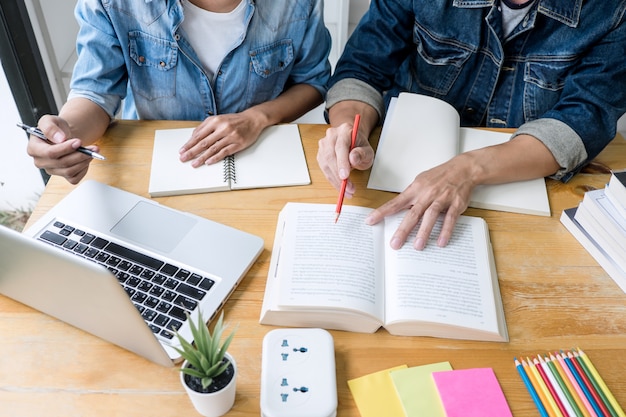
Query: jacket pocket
xmin=247 ymin=39 xmax=294 ymax=106
xmin=129 ymin=31 xmax=178 ymax=100
xmin=412 ymin=22 xmax=474 ymax=96
xmin=523 ymin=59 xmax=573 ymax=120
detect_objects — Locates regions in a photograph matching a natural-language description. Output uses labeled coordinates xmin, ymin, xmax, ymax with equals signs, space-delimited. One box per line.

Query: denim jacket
xmin=328 ymin=0 xmax=626 ymax=181
xmin=68 ymin=0 xmax=331 ymax=122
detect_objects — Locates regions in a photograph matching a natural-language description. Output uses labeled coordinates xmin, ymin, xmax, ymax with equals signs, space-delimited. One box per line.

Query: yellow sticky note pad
xmin=390 ymin=362 xmax=452 ymax=417
xmin=348 ymin=365 xmax=408 ymax=417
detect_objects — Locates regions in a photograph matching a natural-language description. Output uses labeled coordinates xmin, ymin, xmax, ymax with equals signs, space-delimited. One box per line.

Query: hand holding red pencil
xmin=335 ymin=114 xmax=361 ymax=223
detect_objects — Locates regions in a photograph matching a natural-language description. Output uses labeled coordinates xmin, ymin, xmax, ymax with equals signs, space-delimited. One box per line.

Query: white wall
xmin=618 ymin=114 xmax=626 ymax=136
xmin=0 ymin=66 xmax=45 ymax=211
xmin=25 ymin=0 xmax=77 ymax=109
xmin=349 ymin=0 xmax=370 ymax=33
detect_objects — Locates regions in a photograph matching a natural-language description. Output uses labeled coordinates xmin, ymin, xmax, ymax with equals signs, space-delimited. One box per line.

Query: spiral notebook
xmin=148 ymin=124 xmax=310 ymax=197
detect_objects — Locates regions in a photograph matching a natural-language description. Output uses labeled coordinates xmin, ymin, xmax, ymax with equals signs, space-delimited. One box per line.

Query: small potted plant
xmin=174 ymin=310 xmax=237 ymax=417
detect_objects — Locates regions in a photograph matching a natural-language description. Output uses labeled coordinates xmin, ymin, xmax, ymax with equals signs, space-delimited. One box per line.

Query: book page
xmin=148 ymin=128 xmax=229 ymax=197
xmin=230 ymin=124 xmax=311 ymax=190
xmin=367 ymin=93 xmax=460 ymax=192
xmin=383 ymin=213 xmax=501 ymax=336
xmin=460 ymin=128 xmax=550 ymax=216
xmin=275 ymin=203 xmax=385 ymax=321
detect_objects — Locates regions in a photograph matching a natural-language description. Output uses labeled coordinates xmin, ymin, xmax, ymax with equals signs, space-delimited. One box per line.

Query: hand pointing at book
xmin=319 ymin=100 xmax=560 ymax=251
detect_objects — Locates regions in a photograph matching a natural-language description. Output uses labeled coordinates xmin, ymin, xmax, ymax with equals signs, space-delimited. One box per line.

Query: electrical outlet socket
xmin=260 ymin=328 xmax=337 ymax=417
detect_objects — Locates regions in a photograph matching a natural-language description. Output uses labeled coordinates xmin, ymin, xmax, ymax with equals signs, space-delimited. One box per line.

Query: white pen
xmin=17 ymin=122 xmax=106 ymax=161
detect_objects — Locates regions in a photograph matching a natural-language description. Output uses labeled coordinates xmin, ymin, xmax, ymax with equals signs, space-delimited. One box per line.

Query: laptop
xmin=0 ymin=180 xmax=264 ymax=367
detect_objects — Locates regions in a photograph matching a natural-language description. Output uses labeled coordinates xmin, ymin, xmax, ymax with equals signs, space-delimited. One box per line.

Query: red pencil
xmin=335 ymin=113 xmax=360 ymax=223
xmin=534 ymin=357 xmax=570 ymax=417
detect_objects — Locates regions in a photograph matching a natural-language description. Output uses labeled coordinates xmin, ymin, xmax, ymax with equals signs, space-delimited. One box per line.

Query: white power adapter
xmin=260 ymin=328 xmax=337 ymax=417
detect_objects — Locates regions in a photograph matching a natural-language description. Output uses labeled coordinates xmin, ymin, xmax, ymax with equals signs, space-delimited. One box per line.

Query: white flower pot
xmin=181 ymin=353 xmax=237 ymax=417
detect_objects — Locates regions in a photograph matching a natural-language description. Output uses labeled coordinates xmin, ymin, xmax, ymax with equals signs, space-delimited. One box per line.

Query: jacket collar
xmin=452 ymin=0 xmax=582 ymax=27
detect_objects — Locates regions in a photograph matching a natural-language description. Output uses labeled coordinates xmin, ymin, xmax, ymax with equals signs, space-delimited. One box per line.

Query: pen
xmin=334 ymin=113 xmax=360 ymax=223
xmin=17 ymin=122 xmax=106 ymax=160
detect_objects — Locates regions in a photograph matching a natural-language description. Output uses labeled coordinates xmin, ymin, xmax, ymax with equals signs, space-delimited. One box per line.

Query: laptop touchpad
xmin=111 ymin=201 xmax=197 ymax=253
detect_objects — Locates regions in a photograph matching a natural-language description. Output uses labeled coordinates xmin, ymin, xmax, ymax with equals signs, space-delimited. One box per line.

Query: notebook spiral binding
xmin=223 ymin=155 xmax=236 ymax=184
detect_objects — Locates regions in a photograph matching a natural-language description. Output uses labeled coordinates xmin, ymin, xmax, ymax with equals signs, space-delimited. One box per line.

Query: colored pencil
xmin=568 ymin=351 xmax=612 ymax=417
xmin=573 ymin=350 xmax=622 ymax=417
xmin=550 ymin=353 xmax=591 ymax=417
xmin=524 ymin=357 xmax=559 ymax=417
xmin=557 ymin=352 xmax=599 ymax=417
xmin=526 ymin=357 xmax=564 ymax=417
xmin=541 ymin=355 xmax=581 ymax=417
xmin=575 ymin=349 xmax=625 ymax=417
xmin=516 ymin=358 xmax=550 ymax=417
xmin=563 ymin=351 xmax=606 ymax=417
xmin=535 ymin=357 xmax=570 ymax=417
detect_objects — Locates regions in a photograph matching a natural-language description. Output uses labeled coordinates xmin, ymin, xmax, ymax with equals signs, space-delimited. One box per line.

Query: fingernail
xmin=414 ymin=237 xmax=426 ymax=251
xmin=53 ymin=132 xmax=64 ymax=142
xmin=391 ymin=237 xmax=403 ymax=250
xmin=339 ymin=168 xmax=348 ymax=179
xmin=365 ymin=215 xmax=373 ymax=225
xmin=437 ymin=236 xmax=449 ymax=247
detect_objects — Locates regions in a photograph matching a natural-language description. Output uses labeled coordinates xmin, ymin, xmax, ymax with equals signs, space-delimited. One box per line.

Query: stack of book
xmin=560 ymin=170 xmax=626 ymax=293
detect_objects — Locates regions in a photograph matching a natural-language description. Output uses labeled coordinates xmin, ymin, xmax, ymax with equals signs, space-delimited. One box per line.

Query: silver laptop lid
xmin=0 ymin=225 xmax=173 ymax=367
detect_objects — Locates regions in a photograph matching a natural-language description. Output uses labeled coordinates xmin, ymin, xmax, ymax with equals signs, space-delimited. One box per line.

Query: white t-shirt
xmin=181 ymin=0 xmax=247 ymax=81
xmin=500 ymin=0 xmax=535 ymax=38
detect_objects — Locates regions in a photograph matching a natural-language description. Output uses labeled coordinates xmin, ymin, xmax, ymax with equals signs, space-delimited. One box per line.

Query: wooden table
xmin=2 ymin=120 xmax=626 ymax=416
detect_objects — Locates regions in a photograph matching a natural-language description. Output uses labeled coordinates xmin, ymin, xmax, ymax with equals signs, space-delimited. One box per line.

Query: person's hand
xmin=366 ymin=153 xmax=477 ymax=251
xmin=179 ymin=112 xmax=265 ymax=167
xmin=317 ymin=122 xmax=375 ymax=198
xmin=26 ymin=115 xmax=98 ymax=184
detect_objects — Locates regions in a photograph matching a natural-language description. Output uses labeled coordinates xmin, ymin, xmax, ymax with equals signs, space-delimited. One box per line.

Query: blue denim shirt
xmin=327 ymin=0 xmax=626 ymax=181
xmin=68 ymin=0 xmax=331 ymax=122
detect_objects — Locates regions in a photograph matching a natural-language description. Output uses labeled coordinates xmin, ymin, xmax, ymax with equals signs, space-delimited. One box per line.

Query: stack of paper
xmin=560 ymin=170 xmax=626 ymax=293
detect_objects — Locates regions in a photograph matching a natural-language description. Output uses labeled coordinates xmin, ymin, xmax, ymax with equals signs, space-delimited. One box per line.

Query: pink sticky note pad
xmin=431 ymin=368 xmax=513 ymax=417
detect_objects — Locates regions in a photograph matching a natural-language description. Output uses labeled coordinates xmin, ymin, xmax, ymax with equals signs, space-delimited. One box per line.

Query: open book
xmin=367 ymin=93 xmax=550 ymax=216
xmin=259 ymin=202 xmax=509 ymax=342
xmin=148 ymin=124 xmax=310 ymax=197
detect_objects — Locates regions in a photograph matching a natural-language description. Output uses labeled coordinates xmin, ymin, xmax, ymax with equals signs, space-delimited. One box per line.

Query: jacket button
xmin=160 ymin=61 xmax=166 ymax=67
xmin=139 ymin=56 xmax=146 ymax=63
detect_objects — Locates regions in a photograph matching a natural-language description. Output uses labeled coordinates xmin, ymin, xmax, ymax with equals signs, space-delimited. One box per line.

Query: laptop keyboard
xmin=37 ymin=220 xmax=215 ymax=342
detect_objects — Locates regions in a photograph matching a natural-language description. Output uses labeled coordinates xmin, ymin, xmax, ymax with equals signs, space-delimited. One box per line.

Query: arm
xmin=27 ymin=98 xmax=110 ymax=184
xmin=179 ymin=83 xmax=323 ymax=167
xmin=26 ymin=0 xmax=127 ymax=184
xmin=317 ymin=100 xmax=379 ymax=196
xmin=365 ymin=135 xmax=559 ymax=250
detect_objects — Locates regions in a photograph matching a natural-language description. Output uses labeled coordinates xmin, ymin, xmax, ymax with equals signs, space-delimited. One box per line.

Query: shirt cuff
xmin=325 ymin=78 xmax=385 ymax=119
xmin=512 ymin=118 xmax=588 ymax=181
xmin=67 ymin=89 xmax=119 ymax=121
